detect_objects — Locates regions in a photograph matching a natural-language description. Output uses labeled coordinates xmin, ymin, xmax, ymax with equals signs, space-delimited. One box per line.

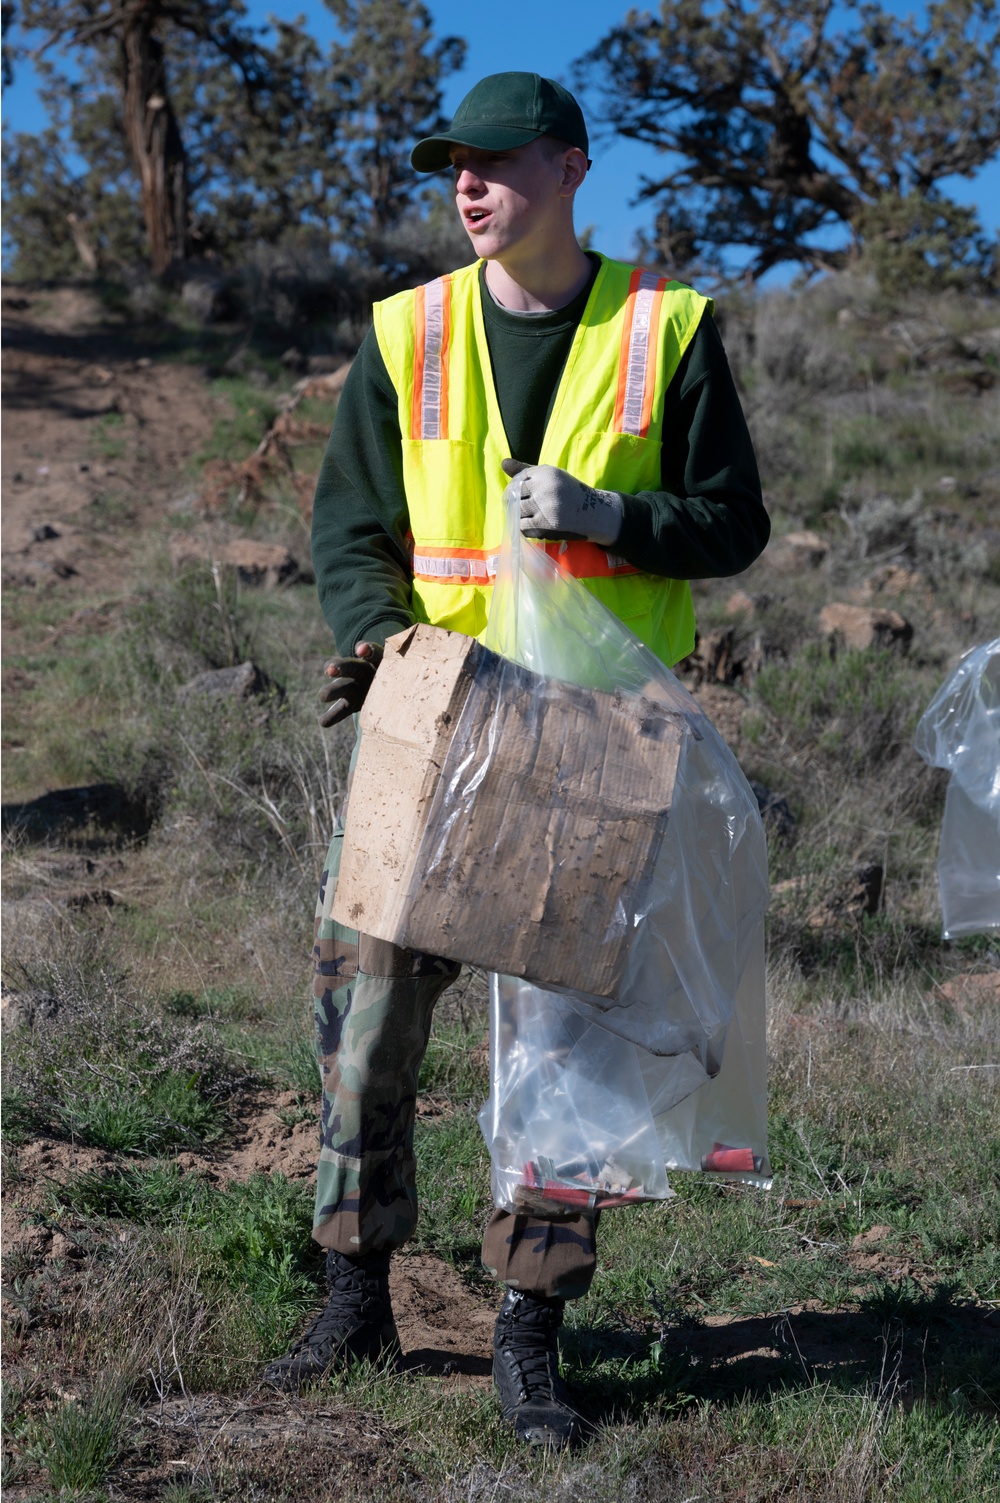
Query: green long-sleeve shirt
xmin=311 ymin=259 xmax=768 ymax=653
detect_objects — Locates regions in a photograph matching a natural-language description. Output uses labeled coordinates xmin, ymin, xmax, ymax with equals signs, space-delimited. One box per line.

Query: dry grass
xmin=3 ymin=275 xmax=999 ymax=1500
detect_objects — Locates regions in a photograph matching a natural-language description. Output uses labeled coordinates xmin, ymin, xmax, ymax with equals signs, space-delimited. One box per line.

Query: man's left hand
xmin=318 ymin=641 xmax=383 ymax=728
xmin=501 ymin=457 xmax=624 ymax=547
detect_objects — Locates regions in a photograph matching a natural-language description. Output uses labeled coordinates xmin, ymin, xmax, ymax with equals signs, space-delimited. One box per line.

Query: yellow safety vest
xmin=373 ymin=254 xmax=711 ymax=667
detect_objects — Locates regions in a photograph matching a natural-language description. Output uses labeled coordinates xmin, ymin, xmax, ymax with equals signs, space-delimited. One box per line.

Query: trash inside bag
xmin=480 ymin=969 xmax=770 ymax=1214
xmin=474 ymin=501 xmax=771 ymax=1206
xmin=914 ymin=638 xmax=1000 ymax=939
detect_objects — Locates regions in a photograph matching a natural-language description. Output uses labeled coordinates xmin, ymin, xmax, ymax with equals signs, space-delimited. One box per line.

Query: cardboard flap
xmin=360 ymin=625 xmax=481 ymax=757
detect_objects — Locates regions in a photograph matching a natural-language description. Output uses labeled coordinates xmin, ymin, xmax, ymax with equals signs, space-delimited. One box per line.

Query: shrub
xmin=839 ymin=491 xmax=989 ymax=580
xmin=751 ymin=642 xmax=930 ymax=778
xmin=1 ymin=956 xmax=248 ymax=1155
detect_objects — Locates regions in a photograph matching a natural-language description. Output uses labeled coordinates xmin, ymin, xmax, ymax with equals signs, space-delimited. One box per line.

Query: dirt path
xmin=2 ymin=286 xmax=219 ymax=599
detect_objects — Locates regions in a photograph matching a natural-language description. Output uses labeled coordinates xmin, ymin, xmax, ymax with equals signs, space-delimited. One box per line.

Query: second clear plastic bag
xmin=466 ymin=503 xmax=772 ymax=1207
xmin=914 ymin=638 xmax=1000 ymax=938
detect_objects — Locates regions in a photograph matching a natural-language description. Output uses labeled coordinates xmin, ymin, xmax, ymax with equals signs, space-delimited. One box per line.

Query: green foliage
xmin=40 ymin=557 xmax=356 ymax=883
xmin=231 ymin=1021 xmax=322 ymax=1092
xmin=124 ymin=562 xmax=264 ymax=681
xmin=2 ymin=95 xmax=146 ymax=279
xmin=271 ymin=1029 xmax=323 ymax=1092
xmin=841 ymin=491 xmax=990 ymax=581
xmin=576 ymin=0 xmax=1000 ymax=287
xmin=855 ymin=193 xmax=999 ymax=293
xmin=1 ymin=960 xmax=243 ymax=1155
xmin=196 ymin=377 xmax=279 ymax=466
xmin=412 ymin=1107 xmax=493 ymax=1259
xmin=323 ymin=0 xmax=465 ymax=241
xmin=4 ymin=0 xmax=468 ymax=286
xmin=165 ymin=985 xmax=262 ymax=1022
xmin=26 ymin=1380 xmax=128 ymax=1492
xmin=715 ymin=280 xmax=1000 ymax=575
xmin=417 ymin=1019 xmax=489 ymax=1102
xmin=59 ymin=1069 xmax=224 ymax=1152
xmin=89 ymin=410 xmax=127 ymax=461
xmin=50 ymin=1164 xmax=320 ymax=1311
xmin=51 ymin=1161 xmax=198 ymax=1222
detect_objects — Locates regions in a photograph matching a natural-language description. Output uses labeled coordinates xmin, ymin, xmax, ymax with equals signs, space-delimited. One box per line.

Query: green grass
xmin=413 ymin=1107 xmax=494 ymax=1262
xmin=26 ymin=1380 xmax=129 ymax=1493
xmin=74 ymin=1069 xmax=225 ymax=1152
xmin=164 ymin=984 xmax=265 ymax=1022
xmin=196 ymin=376 xmax=279 ymax=466
xmin=89 ymin=409 xmax=128 ymax=461
xmin=417 ymin=1017 xmax=490 ymax=1101
xmin=751 ymin=643 xmax=929 ymax=775
xmin=5 ymin=1069 xmax=226 ymax=1154
xmin=832 ymin=409 xmax=977 ymax=483
xmin=0 ymin=957 xmax=246 ymax=1157
xmin=243 ymin=1025 xmax=323 ymax=1091
xmin=48 ymin=1164 xmax=320 ymax=1317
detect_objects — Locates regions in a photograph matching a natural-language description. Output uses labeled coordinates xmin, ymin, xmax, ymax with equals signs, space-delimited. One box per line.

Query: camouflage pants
xmin=311 ymin=805 xmax=600 ymax=1301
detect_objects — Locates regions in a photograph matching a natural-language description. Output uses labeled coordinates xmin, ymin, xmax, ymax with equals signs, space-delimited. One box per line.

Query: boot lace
xmin=286 ymin=1260 xmax=383 ymax=1356
xmin=502 ymin=1340 xmax=559 ymax=1401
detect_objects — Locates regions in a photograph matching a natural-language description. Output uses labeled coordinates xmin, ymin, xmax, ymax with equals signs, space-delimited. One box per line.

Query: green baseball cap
xmin=411 ymin=72 xmax=590 ymax=173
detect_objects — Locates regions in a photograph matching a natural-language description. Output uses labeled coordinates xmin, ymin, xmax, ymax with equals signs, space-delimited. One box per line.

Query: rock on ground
xmin=818 ymin=603 xmax=913 ymax=652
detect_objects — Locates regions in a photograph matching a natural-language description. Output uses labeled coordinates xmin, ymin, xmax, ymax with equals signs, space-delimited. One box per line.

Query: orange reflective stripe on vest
xmin=411 ymin=540 xmax=639 ymax=585
xmin=410 ymin=275 xmax=452 ymax=440
xmin=614 ymin=269 xmax=667 ymax=438
xmin=412 ymin=545 xmax=500 ymax=583
xmin=413 ymin=266 xmax=668 ymax=443
xmin=542 ymin=539 xmax=640 ymax=579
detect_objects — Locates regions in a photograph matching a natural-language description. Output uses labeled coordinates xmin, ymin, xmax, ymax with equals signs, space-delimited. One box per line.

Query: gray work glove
xmin=501 ymin=457 xmax=625 ymax=547
xmin=319 ymin=640 xmax=383 ymax=727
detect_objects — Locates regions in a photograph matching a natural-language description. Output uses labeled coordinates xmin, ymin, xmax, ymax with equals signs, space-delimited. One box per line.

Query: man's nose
xmin=455 ymin=166 xmax=484 ymax=194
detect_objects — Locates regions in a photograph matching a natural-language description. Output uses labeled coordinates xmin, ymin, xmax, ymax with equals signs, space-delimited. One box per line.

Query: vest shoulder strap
xmin=373 ymin=262 xmax=480 ymax=428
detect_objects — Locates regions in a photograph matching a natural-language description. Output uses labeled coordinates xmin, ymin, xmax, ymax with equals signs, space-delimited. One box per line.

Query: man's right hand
xmin=318 ymin=641 xmax=383 ymax=727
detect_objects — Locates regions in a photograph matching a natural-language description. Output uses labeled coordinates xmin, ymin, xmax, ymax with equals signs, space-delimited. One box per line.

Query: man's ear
xmin=559 ymin=147 xmax=590 ymax=197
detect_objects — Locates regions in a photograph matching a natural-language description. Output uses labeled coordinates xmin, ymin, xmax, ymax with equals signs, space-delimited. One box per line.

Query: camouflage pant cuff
xmin=311 ymin=1207 xmax=416 ymax=1257
xmin=480 ymin=1208 xmax=599 ymax=1300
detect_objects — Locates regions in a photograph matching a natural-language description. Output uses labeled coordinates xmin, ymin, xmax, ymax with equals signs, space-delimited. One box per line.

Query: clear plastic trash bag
xmin=914 ymin=638 xmax=1000 ymax=939
xmin=471 ymin=501 xmax=771 ymax=1210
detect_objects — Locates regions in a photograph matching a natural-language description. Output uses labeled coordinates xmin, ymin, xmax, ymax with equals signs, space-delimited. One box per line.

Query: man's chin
xmin=463 ymin=230 xmax=500 ymax=259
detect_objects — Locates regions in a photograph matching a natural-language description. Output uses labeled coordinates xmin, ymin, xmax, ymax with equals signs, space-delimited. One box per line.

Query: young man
xmin=264 ymin=72 xmax=768 ymax=1448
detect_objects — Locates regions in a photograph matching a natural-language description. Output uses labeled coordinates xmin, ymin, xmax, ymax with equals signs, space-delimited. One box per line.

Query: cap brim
xmin=410 ymin=125 xmax=543 ymax=173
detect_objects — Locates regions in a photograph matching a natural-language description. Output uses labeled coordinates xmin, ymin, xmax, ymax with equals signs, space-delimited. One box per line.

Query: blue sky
xmin=4 ymin=0 xmax=998 ymax=268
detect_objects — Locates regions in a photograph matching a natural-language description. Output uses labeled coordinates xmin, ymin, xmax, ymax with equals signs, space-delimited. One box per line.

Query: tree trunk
xmin=120 ymin=1 xmax=189 ymax=275
xmin=66 ymin=212 xmax=98 ymax=273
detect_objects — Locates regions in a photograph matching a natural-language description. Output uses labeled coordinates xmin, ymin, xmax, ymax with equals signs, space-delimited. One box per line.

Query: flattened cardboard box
xmin=333 ymin=623 xmax=684 ymax=998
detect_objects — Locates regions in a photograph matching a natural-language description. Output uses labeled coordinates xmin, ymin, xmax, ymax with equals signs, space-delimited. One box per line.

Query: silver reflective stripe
xmin=620 ymin=270 xmax=660 ymax=437
xmin=413 ymin=552 xmax=500 ymax=582
xmin=421 ymin=278 xmax=446 ymax=439
xmin=412 ymin=553 xmax=460 ymax=578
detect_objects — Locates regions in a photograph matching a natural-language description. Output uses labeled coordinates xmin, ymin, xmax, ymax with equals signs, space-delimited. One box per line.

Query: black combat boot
xmin=262 ymin=1248 xmax=400 ymax=1390
xmin=492 ymin=1288 xmax=587 ymax=1449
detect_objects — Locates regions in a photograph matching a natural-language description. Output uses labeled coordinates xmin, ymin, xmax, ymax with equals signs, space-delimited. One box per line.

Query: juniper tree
xmin=3 ymin=58 xmax=147 ymax=278
xmin=4 ymin=0 xmax=465 ymax=282
xmin=12 ymin=1 xmax=292 ymax=273
xmin=323 ymin=0 xmax=465 ymax=243
xmin=575 ymin=0 xmax=1000 ymax=286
